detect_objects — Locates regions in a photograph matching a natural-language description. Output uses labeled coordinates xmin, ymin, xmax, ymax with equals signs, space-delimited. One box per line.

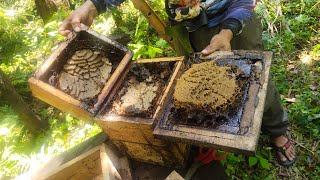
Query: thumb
xmin=71 ymin=17 xmax=81 ymax=32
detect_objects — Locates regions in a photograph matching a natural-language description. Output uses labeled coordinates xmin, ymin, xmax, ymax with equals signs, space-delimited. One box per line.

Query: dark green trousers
xmin=189 ymin=14 xmax=289 ymax=137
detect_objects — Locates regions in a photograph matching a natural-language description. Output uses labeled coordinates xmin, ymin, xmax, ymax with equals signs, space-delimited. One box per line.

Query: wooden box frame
xmin=153 ymin=51 xmax=273 ymax=155
xmin=95 ymin=57 xmax=189 ymax=166
xmin=19 ymin=133 xmax=133 ymax=180
xmin=28 ymin=29 xmax=132 ymax=121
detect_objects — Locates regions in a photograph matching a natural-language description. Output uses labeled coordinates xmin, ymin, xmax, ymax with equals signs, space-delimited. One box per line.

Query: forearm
xmin=222 ymin=0 xmax=255 ymax=35
xmin=90 ymin=0 xmax=125 ymax=14
xmin=218 ymin=29 xmax=233 ymax=41
xmin=85 ymin=0 xmax=98 ymax=19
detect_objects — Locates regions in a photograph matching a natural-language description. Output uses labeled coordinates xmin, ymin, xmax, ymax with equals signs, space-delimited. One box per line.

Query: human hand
xmin=59 ymin=0 xmax=98 ymax=38
xmin=201 ymin=29 xmax=233 ymax=56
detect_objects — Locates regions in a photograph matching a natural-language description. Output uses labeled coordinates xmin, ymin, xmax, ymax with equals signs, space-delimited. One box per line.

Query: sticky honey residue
xmin=58 ymin=49 xmax=112 ymax=100
xmin=174 ymin=61 xmax=240 ymax=113
xmin=114 ymin=79 xmax=159 ymax=115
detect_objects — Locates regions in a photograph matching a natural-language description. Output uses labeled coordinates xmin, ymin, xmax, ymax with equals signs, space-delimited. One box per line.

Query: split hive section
xmin=96 ymin=60 xmax=189 ymax=167
xmin=58 ymin=49 xmax=113 ymax=100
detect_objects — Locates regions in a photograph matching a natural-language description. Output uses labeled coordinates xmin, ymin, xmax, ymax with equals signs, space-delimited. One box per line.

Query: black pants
xmin=189 ymin=14 xmax=289 ymax=137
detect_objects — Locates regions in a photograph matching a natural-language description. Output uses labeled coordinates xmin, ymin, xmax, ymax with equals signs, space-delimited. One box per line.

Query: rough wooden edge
xmin=153 ymin=51 xmax=273 ymax=155
xmin=96 ymin=114 xmax=153 ymax=125
xmin=28 ymin=77 xmax=93 ymax=121
xmin=18 ymin=133 xmax=107 ymax=180
xmin=96 ymin=62 xmax=133 ymax=116
xmin=100 ymin=143 xmax=121 ymax=180
xmin=134 ymin=56 xmax=184 ymax=64
xmin=33 ymin=37 xmax=76 ymax=79
xmin=165 ymin=171 xmax=184 ymax=180
xmin=37 ymin=146 xmax=101 ymax=180
xmin=118 ymin=157 xmax=133 ymax=180
xmin=100 ymin=143 xmax=133 ymax=180
xmin=93 ymin=52 xmax=133 ymax=112
xmin=153 ymin=60 xmax=184 ymax=126
xmin=247 ymin=51 xmax=272 ymax=152
xmin=86 ymin=28 xmax=132 ymax=53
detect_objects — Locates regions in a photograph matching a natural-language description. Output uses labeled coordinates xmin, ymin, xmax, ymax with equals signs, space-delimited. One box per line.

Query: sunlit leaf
xmin=248 ymin=157 xmax=258 ymax=166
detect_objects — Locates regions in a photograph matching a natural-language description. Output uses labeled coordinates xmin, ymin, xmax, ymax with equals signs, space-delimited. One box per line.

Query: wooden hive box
xmin=95 ymin=57 xmax=189 ymax=167
xmin=153 ymin=51 xmax=273 ymax=155
xmin=18 ymin=133 xmax=133 ymax=180
xmin=28 ymin=29 xmax=132 ymax=121
xmin=28 ymin=29 xmax=189 ymax=168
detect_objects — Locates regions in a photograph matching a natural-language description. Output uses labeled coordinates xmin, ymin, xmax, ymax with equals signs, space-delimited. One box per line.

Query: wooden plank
xmin=239 ymin=82 xmax=260 ymax=134
xmin=86 ymin=28 xmax=131 ymax=53
xmin=165 ymin=171 xmax=184 ymax=180
xmin=26 ymin=133 xmax=107 ymax=180
xmin=93 ymin=53 xmax=132 ymax=114
xmin=33 ymin=36 xmax=77 ymax=80
xmin=248 ymin=51 xmax=272 ymax=152
xmin=37 ymin=146 xmax=102 ymax=180
xmin=135 ymin=56 xmax=184 ymax=64
xmin=100 ymin=143 xmax=133 ymax=180
xmin=96 ymin=116 xmax=166 ymax=146
xmin=118 ymin=157 xmax=133 ymax=180
xmin=152 ymin=61 xmax=184 ymax=125
xmin=100 ymin=143 xmax=122 ymax=180
xmin=28 ymin=77 xmax=93 ymax=121
xmin=153 ymin=51 xmax=273 ymax=155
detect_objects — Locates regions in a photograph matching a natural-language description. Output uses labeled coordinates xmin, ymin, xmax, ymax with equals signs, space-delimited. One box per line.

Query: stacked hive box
xmin=95 ymin=58 xmax=189 ymax=167
xmin=28 ymin=29 xmax=189 ymax=168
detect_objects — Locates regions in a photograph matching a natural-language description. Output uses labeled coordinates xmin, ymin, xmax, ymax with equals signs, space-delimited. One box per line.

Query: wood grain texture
xmin=26 ymin=136 xmax=134 ymax=180
xmin=113 ymin=141 xmax=187 ymax=168
xmin=96 ymin=115 xmax=166 ymax=146
xmin=33 ymin=36 xmax=76 ymax=80
xmin=100 ymin=143 xmax=133 ymax=180
xmin=152 ymin=61 xmax=185 ymax=127
xmin=93 ymin=53 xmax=132 ymax=113
xmin=29 ymin=77 xmax=93 ymax=121
xmin=37 ymin=146 xmax=102 ymax=180
xmin=134 ymin=57 xmax=184 ymax=64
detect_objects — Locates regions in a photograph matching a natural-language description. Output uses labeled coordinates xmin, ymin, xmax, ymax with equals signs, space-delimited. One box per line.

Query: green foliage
xmin=221 ymin=0 xmax=320 ymax=178
xmin=0 ymin=1 xmax=101 ymax=177
xmin=248 ymin=156 xmax=258 ymax=166
xmin=107 ymin=1 xmax=174 ymax=60
xmin=0 ymin=103 xmax=101 ymax=177
xmin=257 ymin=0 xmax=319 ymax=53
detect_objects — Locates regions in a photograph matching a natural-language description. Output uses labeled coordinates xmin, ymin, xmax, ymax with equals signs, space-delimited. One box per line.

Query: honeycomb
xmin=173 ymin=61 xmax=241 ymax=114
xmin=113 ymin=77 xmax=160 ymax=115
xmin=58 ymin=49 xmax=112 ymax=100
